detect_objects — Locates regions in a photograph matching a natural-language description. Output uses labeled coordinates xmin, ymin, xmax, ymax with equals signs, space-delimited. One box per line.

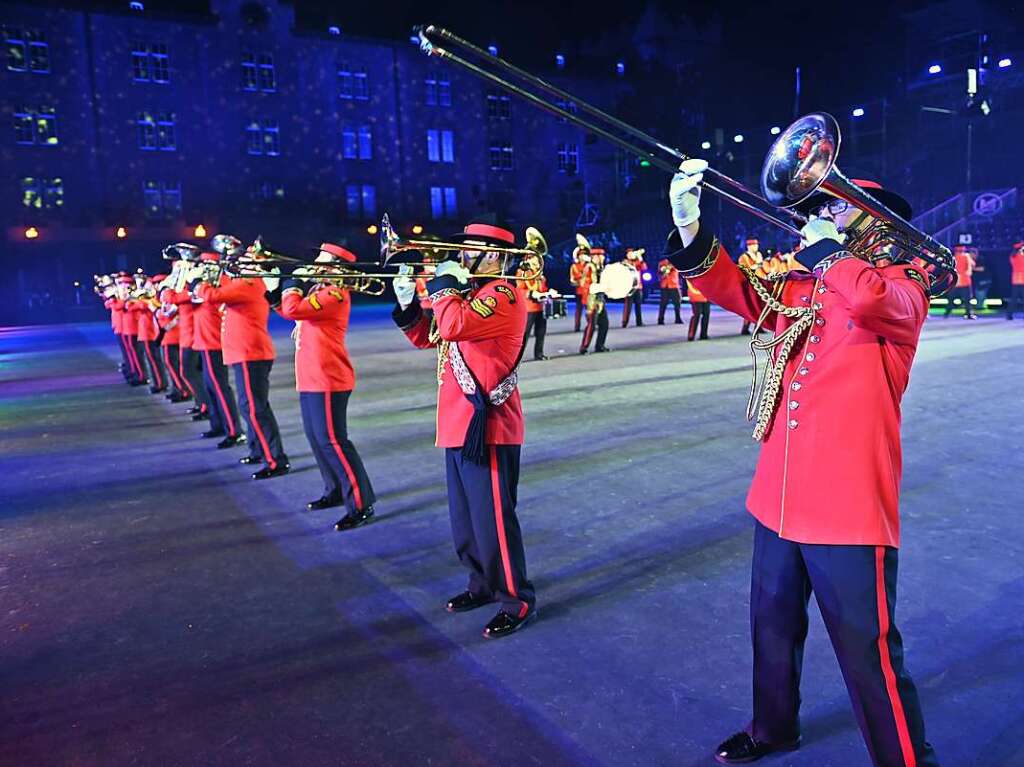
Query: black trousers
xmin=200 ymin=349 xmax=240 ymax=438
xmin=944 ymin=286 xmax=973 ymax=317
xmin=580 ymin=305 xmax=609 ymax=352
xmin=750 ymin=522 xmax=938 ymax=766
xmin=523 ymin=312 xmax=547 ymax=359
xmin=1006 ymin=284 xmax=1024 ymax=318
xmin=622 ymin=292 xmax=644 ymax=326
xmin=122 ymin=334 xmax=145 ymax=384
xmin=658 ymin=288 xmax=682 ymax=323
xmin=160 ymin=344 xmax=189 ymax=398
xmin=445 ymin=445 xmax=535 ymax=616
xmin=573 ymin=296 xmax=586 ymax=331
xmin=181 ymin=347 xmax=210 ymax=412
xmin=300 ymin=391 xmax=376 ymax=512
xmin=141 ymin=339 xmax=167 ymax=392
xmin=688 ymin=301 xmax=710 ymax=340
xmin=233 ymin=360 xmax=287 ymax=468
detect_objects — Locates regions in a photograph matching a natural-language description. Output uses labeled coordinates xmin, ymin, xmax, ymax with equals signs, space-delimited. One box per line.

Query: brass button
xmin=817 ymin=286 xmax=827 ymax=294
xmin=799 ymin=367 xmax=809 ymax=376
xmin=810 ymin=335 xmax=821 ymax=344
xmin=805 ymin=352 xmax=816 ymax=362
xmin=788 ymin=419 xmax=799 ymax=429
xmin=815 ymin=317 xmax=825 ymax=326
xmin=791 ymin=381 xmax=802 ymax=391
xmin=789 ymin=401 xmax=800 ymax=410
xmin=812 ymin=302 xmax=823 ymax=310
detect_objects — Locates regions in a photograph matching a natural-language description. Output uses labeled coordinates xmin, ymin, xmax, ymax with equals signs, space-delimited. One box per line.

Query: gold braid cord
xmin=738 ymin=266 xmax=816 ymax=442
xmin=428 ymin=319 xmax=449 ymax=386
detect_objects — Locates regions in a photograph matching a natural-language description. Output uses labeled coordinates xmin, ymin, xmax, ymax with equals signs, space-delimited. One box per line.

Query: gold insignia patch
xmin=494 ymin=285 xmax=517 ymax=303
xmin=903 ymin=268 xmax=928 ymax=291
xmin=308 ymin=294 xmax=322 ymax=311
xmin=327 ymin=288 xmax=345 ymax=302
xmin=470 ymin=297 xmax=496 ymax=317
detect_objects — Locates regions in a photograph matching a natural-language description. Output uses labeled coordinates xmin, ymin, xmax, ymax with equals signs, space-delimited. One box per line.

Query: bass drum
xmin=593 ymin=261 xmax=638 ymax=300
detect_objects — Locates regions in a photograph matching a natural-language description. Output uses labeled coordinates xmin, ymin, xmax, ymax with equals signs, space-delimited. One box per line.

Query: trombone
xmin=415 ymin=25 xmax=955 ymax=294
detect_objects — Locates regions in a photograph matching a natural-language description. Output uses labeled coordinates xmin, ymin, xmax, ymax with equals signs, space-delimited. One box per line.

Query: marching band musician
xmin=518 ymin=252 xmax=556 ymax=361
xmin=685 ymin=278 xmax=710 ymax=341
xmin=667 ymin=159 xmax=939 ymax=766
xmin=96 ymin=275 xmax=134 ymax=384
xmin=737 ymin=238 xmax=764 ymax=334
xmin=579 ymin=247 xmax=611 ymax=354
xmin=392 ymin=221 xmax=538 ymax=639
xmin=1008 ymin=240 xmax=1024 ymax=319
xmin=569 ymin=235 xmax=592 ymax=332
xmin=944 ymin=244 xmax=976 ymax=319
xmin=124 ymin=274 xmax=167 ymax=395
xmin=114 ymin=272 xmax=147 ymax=387
xmin=274 ymin=244 xmax=377 ymax=530
xmin=657 ymin=257 xmax=683 ymax=325
xmin=187 ymin=252 xmax=244 ymax=448
xmin=621 ymin=247 xmax=648 ymax=327
xmin=152 ymin=275 xmax=191 ymax=403
xmin=159 ymin=252 xmax=211 ymax=421
xmin=195 ymin=247 xmax=289 ymax=479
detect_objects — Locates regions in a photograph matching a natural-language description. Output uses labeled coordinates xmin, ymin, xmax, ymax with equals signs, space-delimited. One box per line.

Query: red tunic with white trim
xmin=673 ymin=228 xmax=929 ymax=547
xmin=570 ymin=262 xmax=591 ymax=300
xmin=156 ymin=304 xmax=180 ymax=346
xmin=395 ymin=278 xmax=526 ymax=448
xmin=161 ymin=289 xmax=196 ymax=348
xmin=105 ymin=298 xmax=124 ymax=334
xmin=1009 ymin=250 xmax=1024 ymax=285
xmin=658 ymin=259 xmax=680 ymax=290
xmin=125 ymin=300 xmax=159 ymax=341
xmin=197 ymin=276 xmax=274 ymax=365
xmin=190 ymin=299 xmax=224 ymax=352
xmin=277 ymin=285 xmax=356 ymax=392
xmin=518 ymin=273 xmax=549 ymax=313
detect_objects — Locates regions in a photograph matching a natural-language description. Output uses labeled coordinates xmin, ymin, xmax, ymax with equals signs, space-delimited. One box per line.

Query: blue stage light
xmin=616 ymin=62 xmax=625 ymax=75
xmin=852 ymin=107 xmax=865 ymax=117
xmin=488 ymin=45 xmax=498 ymax=56
xmin=928 ymin=64 xmax=942 ymax=74
xmin=733 ymin=134 xmax=744 ymax=143
xmin=700 ymin=140 xmax=711 ymax=150
xmin=770 ymin=126 xmax=781 ymax=135
xmin=555 ymin=54 xmax=565 ymax=68
xmin=998 ymin=58 xmax=1012 ymax=68
xmin=642 ymin=272 xmax=652 ymax=282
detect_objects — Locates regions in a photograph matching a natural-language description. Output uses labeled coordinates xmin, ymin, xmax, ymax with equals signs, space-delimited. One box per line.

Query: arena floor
xmin=2 ymin=305 xmax=1022 ymax=767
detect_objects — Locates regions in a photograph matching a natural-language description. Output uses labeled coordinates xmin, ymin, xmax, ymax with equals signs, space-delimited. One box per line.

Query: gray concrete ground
xmin=1 ymin=307 xmax=1022 ymax=767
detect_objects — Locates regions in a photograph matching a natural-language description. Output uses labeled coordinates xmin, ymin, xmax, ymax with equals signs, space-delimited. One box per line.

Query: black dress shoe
xmin=187 ymin=405 xmax=202 ymax=415
xmin=713 ymin=732 xmax=800 ymax=764
xmin=334 ymin=506 xmax=374 ymax=530
xmin=216 ymin=435 xmax=245 ymax=449
xmin=252 ymin=462 xmax=290 ymax=480
xmin=200 ymin=429 xmax=226 ymax=439
xmin=238 ymin=455 xmax=263 ymax=465
xmin=192 ymin=412 xmax=210 ymax=422
xmin=578 ymin=349 xmax=588 ymax=355
xmin=483 ymin=608 xmax=537 ymax=638
xmin=446 ymin=590 xmax=496 ymax=613
xmin=307 ymin=493 xmax=343 ymax=511
xmin=533 ymin=355 xmax=549 ymax=361
xmin=595 ymin=346 xmax=611 ymax=353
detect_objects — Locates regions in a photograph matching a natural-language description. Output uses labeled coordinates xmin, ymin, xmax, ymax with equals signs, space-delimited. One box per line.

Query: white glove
xmin=669 ymin=158 xmax=708 ymax=229
xmin=290 ymin=265 xmax=317 ymax=282
xmin=184 ymin=263 xmax=205 ymax=284
xmin=800 ymin=216 xmax=846 ymax=247
xmin=262 ymin=275 xmax=281 ymax=292
xmin=394 ymin=264 xmax=417 ymax=309
xmin=434 ymin=260 xmax=471 ymax=284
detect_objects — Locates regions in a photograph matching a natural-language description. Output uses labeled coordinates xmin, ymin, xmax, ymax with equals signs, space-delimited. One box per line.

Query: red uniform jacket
xmin=105 ymin=298 xmax=124 ymax=334
xmin=519 ymin=273 xmax=548 ymax=314
xmin=125 ymin=300 xmax=159 ymax=342
xmin=191 ymin=299 xmax=224 ymax=352
xmin=954 ymin=251 xmax=975 ymax=288
xmin=156 ymin=305 xmax=180 ymax=346
xmin=570 ymin=262 xmax=591 ymax=298
xmin=161 ymin=289 xmax=196 ymax=349
xmin=678 ymin=229 xmax=929 ymax=548
xmin=396 ymin=279 xmax=526 ymax=448
xmin=277 ymin=286 xmax=355 ymax=392
xmin=658 ymin=259 xmax=680 ymax=290
xmin=1010 ymin=250 xmax=1024 ymax=286
xmin=197 ymin=276 xmax=274 ymax=365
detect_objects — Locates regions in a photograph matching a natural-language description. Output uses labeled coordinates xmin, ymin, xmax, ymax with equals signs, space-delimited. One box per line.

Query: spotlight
xmin=24 ymin=226 xmax=39 ymax=239
xmin=616 ymin=62 xmax=625 ymax=75
xmin=328 ymin=26 xmax=340 ymax=36
xmin=733 ymin=134 xmax=744 ymax=143
xmin=641 ymin=272 xmax=652 ymax=282
xmin=770 ymin=126 xmax=781 ymax=135
xmin=116 ymin=226 xmax=127 ymax=239
xmin=555 ymin=54 xmax=565 ymax=68
xmin=852 ymin=107 xmax=865 ymax=117
xmin=928 ymin=64 xmax=942 ymax=74
xmin=411 ymin=224 xmax=424 ymax=235
xmin=366 ymin=224 xmax=379 ymax=235
xmin=194 ymin=224 xmax=207 ymax=238
xmin=487 ymin=45 xmax=498 ymax=56
xmin=700 ymin=141 xmax=711 ymax=150
xmin=998 ymin=58 xmax=1012 ymax=68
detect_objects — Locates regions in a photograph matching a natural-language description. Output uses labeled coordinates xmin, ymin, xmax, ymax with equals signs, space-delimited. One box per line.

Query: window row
xmin=4 ymin=26 xmax=49 ymax=73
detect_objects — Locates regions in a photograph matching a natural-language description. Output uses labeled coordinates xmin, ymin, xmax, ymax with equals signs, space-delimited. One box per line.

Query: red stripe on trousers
xmin=242 ymin=362 xmax=275 ymax=468
xmin=178 ymin=347 xmax=195 ymax=396
xmin=144 ymin=343 xmax=163 ymax=389
xmin=875 ymin=547 xmax=917 ymax=767
xmin=124 ymin=335 xmax=143 ymax=377
xmin=203 ymin=350 xmax=237 ymax=436
xmin=162 ymin=346 xmax=185 ymax=393
xmin=324 ymin=392 xmax=362 ymax=509
xmin=489 ymin=446 xmax=528 ymax=618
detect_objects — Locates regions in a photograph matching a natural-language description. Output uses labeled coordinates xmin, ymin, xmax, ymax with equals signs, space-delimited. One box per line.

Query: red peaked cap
xmin=319 ymin=242 xmax=358 ymax=263
xmin=794 ymin=178 xmax=913 ymax=220
xmin=200 ymin=251 xmax=220 ymax=261
xmin=1014 ymin=241 xmax=1024 ymax=249
xmin=447 ymin=221 xmax=517 ymax=247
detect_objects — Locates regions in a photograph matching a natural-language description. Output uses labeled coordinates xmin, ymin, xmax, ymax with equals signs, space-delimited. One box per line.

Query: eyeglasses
xmin=816 ymin=199 xmax=852 ymax=217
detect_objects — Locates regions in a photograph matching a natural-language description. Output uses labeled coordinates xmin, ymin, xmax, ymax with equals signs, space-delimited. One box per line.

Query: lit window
xmin=137 ymin=112 xmax=157 ymax=150
xmin=487 ymin=91 xmax=511 ymax=119
xmin=4 ymin=27 xmax=49 ymax=74
xmin=254 ymin=181 xmax=285 ymax=201
xmin=339 ymin=62 xmax=369 ymax=100
xmin=345 ymin=184 xmax=376 ymax=217
xmin=157 ymin=112 xmax=175 ymax=150
xmin=151 ymin=43 xmax=168 ymax=83
xmin=342 ymin=125 xmax=372 ymax=160
xmin=20 ymin=177 xmax=63 ymax=209
xmin=426 ymin=129 xmax=440 ymax=162
xmin=441 ymin=130 xmax=454 ymax=163
xmin=342 ymin=126 xmax=357 ymax=159
xmin=358 ymin=125 xmax=372 ymax=159
xmin=14 ymin=106 xmax=58 ymax=145
xmin=489 ymin=141 xmax=514 ymax=171
xmin=425 ymin=77 xmax=437 ymax=106
xmin=132 ymin=42 xmax=169 ymax=83
xmin=361 ymin=184 xmax=376 ymax=216
xmin=555 ymin=99 xmax=577 ymax=123
xmin=557 ymin=142 xmax=579 ymax=174
xmin=353 ymin=69 xmax=368 ymax=100
xmin=143 ymin=180 xmax=181 ymax=219
xmin=246 ymin=120 xmax=280 ymax=156
xmin=438 ymin=79 xmax=451 ymax=107
xmin=429 ymin=186 xmax=457 ymax=219
xmin=261 ymin=121 xmax=279 ymax=155
xmin=246 ymin=120 xmax=262 ymax=154
xmin=258 ymin=53 xmax=276 ymax=92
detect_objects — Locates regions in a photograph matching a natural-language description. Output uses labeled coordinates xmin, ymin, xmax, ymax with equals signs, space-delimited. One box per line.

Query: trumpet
xmin=416 ymin=25 xmax=955 ymax=294
xmin=379 ymin=212 xmax=547 ymax=267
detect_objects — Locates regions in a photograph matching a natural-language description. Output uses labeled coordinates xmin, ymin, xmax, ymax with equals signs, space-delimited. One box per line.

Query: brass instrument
xmin=416 ymin=25 xmax=955 ymax=294
xmin=379 ymin=212 xmax=547 ymax=268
